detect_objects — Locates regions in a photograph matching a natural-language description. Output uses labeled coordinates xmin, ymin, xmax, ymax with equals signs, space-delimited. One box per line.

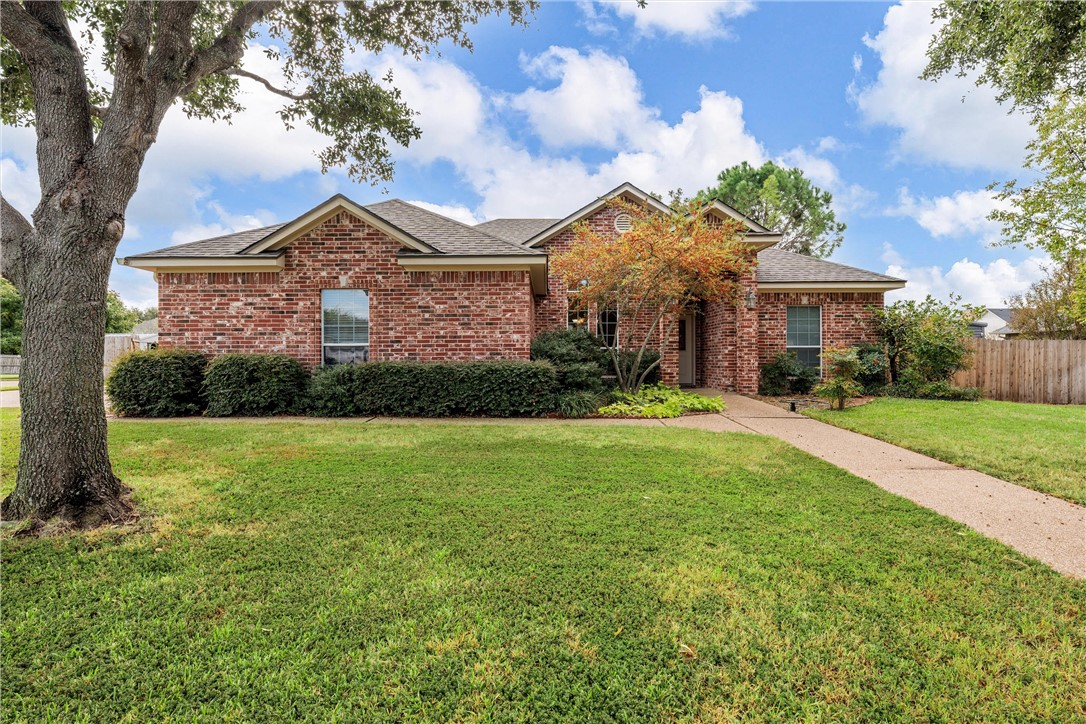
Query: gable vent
xmin=614 ymin=213 xmax=632 ymax=233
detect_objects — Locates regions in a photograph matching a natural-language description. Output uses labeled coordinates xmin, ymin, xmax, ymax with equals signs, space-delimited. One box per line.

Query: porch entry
xmin=677 ymin=312 xmax=696 ymax=386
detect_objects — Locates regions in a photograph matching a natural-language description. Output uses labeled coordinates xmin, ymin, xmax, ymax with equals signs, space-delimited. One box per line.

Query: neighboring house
xmin=132 ymin=317 xmax=158 ymax=334
xmin=976 ymin=307 xmax=1020 ymax=339
xmin=119 ymin=182 xmax=905 ymax=393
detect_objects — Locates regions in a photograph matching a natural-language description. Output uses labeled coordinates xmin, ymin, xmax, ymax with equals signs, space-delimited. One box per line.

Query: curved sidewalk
xmin=705 ymin=394 xmax=1085 ymax=579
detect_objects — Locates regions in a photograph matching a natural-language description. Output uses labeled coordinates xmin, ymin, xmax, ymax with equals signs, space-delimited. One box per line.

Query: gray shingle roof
xmin=475 ymin=218 xmax=561 ymax=244
xmin=366 ymin=200 xmax=542 ymax=256
xmin=131 ymin=224 xmax=286 ymax=258
xmin=757 ymin=248 xmax=904 ymax=284
xmin=126 ymin=199 xmax=545 ymax=259
xmin=987 ymin=307 xmax=1014 ymax=322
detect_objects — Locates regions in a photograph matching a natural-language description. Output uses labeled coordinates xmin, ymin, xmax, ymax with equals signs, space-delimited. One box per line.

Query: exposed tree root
xmin=1 ymin=486 xmax=139 ymax=538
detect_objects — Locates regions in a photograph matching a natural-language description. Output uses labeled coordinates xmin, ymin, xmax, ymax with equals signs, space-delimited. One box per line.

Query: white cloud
xmin=852 ymin=2 xmax=1033 ymax=170
xmin=374 ymin=48 xmax=767 ymax=219
xmin=883 ymin=243 xmax=1047 ymax=306
xmin=404 ymin=200 xmax=481 ymax=226
xmin=891 ymin=187 xmax=1007 ymax=243
xmin=582 ymin=0 xmax=756 ymax=41
xmin=777 ymin=144 xmax=876 ymax=215
xmin=511 ymin=47 xmax=655 ymax=149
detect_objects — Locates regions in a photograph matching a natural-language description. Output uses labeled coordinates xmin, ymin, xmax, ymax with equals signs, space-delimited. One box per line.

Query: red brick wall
xmin=756 ymin=291 xmax=884 ymax=366
xmin=158 ymin=211 xmax=533 ymax=367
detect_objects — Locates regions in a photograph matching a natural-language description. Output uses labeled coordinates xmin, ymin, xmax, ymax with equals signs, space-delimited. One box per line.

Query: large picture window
xmin=322 ymin=289 xmax=369 ymax=365
xmin=597 ymin=309 xmax=619 ymax=348
xmin=786 ymin=305 xmax=821 ymax=369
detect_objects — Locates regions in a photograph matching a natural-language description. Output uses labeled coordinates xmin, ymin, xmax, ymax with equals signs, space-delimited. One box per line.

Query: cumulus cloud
xmin=883 ymin=242 xmax=1046 ymax=306
xmin=851 ymin=2 xmax=1033 ymax=170
xmin=511 ymin=47 xmax=656 ymax=149
xmin=777 ymin=144 xmax=875 ymax=215
xmin=373 ymin=47 xmax=766 ymax=219
xmin=580 ymin=0 xmax=756 ymax=41
xmin=890 ymin=187 xmax=1007 ymax=243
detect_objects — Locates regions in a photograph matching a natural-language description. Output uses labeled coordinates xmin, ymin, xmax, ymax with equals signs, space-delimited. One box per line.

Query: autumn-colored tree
xmin=553 ymin=199 xmax=753 ymax=393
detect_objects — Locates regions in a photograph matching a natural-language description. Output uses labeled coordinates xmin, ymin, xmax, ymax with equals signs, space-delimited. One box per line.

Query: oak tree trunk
xmin=1 ymin=208 xmax=133 ymax=528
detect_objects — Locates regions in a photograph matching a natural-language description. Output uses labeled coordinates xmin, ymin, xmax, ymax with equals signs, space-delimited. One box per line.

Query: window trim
xmin=785 ymin=305 xmax=822 ymax=370
xmin=321 ymin=289 xmax=371 ymax=366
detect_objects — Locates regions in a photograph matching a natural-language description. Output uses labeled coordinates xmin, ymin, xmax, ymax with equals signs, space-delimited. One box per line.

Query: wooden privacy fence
xmin=103 ymin=334 xmax=140 ymax=377
xmin=952 ymin=339 xmax=1086 ymax=404
xmin=0 ymin=355 xmax=19 ymax=375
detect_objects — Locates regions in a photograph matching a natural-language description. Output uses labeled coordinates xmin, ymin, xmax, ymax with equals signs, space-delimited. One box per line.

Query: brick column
xmin=734 ymin=269 xmax=760 ymax=394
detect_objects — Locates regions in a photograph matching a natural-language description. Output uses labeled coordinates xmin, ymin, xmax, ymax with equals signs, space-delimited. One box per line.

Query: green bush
xmin=758 ymin=352 xmax=818 ymax=396
xmin=307 ymin=361 xmax=557 ymax=417
xmin=203 ymin=354 xmax=310 ymax=417
xmin=530 ymin=329 xmax=609 ymax=392
xmin=886 ymin=377 xmax=982 ymax=401
xmin=555 ymin=390 xmax=603 ymax=418
xmin=106 ymin=348 xmax=206 ymax=417
xmin=813 ymin=346 xmax=863 ymax=410
xmin=598 ymin=384 xmax=724 ymax=419
xmin=855 ymin=342 xmax=889 ymax=394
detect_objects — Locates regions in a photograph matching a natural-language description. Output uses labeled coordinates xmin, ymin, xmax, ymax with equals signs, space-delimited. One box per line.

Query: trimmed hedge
xmin=106 ymin=349 xmax=207 ymax=417
xmin=307 ymin=361 xmax=558 ymax=417
xmin=530 ymin=329 xmax=609 ymax=392
xmin=204 ymin=354 xmax=309 ymax=417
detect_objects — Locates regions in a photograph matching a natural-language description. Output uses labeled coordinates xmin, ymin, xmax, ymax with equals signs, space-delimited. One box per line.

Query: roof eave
xmin=117 ymin=254 xmax=286 ymax=273
xmin=757 ymin=281 xmax=906 ymax=292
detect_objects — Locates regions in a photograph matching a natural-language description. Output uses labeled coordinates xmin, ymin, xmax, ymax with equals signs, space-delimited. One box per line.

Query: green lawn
xmin=806 ymin=398 xmax=1086 ymax=505
xmin=2 ymin=410 xmax=1083 ymax=721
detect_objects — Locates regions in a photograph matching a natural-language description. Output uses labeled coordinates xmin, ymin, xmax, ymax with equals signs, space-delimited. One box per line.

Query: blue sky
xmin=0 ymin=1 xmax=1045 ymax=310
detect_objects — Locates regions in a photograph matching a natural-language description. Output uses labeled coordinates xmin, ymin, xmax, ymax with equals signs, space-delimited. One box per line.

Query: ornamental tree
xmin=0 ymin=1 xmax=534 ymax=528
xmin=553 ymin=198 xmax=753 ymax=393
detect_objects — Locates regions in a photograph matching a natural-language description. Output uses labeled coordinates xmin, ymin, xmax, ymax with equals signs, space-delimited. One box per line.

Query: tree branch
xmin=181 ymin=1 xmax=282 ymax=95
xmin=0 ymin=1 xmax=47 ymax=58
xmin=1 ymin=197 xmax=32 ymax=291
xmin=222 ymin=67 xmax=311 ymax=101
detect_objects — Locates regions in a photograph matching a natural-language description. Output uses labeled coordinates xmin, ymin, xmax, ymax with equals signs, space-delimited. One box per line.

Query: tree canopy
xmin=695 ymin=161 xmax=845 ymax=258
xmin=922 ymin=1 xmax=1086 ymax=111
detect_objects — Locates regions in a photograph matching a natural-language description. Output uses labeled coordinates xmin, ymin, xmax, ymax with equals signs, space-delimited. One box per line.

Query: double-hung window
xmin=597 ymin=309 xmax=619 ymax=348
xmin=786 ymin=305 xmax=821 ymax=369
xmin=322 ymin=289 xmax=369 ymax=365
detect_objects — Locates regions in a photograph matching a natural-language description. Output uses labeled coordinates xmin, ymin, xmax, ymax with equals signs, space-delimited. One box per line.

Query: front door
xmin=677 ymin=313 xmax=696 ymax=386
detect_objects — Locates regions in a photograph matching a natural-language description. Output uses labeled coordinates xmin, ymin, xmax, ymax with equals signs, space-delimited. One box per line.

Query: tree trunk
xmin=1 ymin=211 xmax=133 ymax=529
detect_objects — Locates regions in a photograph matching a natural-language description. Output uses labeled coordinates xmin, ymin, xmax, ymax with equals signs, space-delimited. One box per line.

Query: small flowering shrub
xmin=813 ymin=346 xmax=863 ymax=411
xmin=598 ymin=384 xmax=725 ymax=419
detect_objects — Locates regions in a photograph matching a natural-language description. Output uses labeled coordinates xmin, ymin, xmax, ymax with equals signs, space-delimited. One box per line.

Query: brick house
xmin=119 ymin=182 xmax=904 ymax=393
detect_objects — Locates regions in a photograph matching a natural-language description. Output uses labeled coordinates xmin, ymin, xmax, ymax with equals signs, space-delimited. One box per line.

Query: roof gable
xmin=523 ymin=182 xmax=675 ymax=248
xmin=245 ymin=195 xmax=436 ymax=254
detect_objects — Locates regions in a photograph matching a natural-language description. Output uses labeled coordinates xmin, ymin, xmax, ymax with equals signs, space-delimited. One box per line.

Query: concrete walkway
xmin=712 ymin=394 xmax=1085 ymax=579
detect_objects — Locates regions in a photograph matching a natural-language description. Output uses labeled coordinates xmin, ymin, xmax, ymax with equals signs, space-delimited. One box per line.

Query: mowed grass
xmin=806 ymin=398 xmax=1086 ymax=505
xmin=1 ymin=410 xmax=1084 ymax=721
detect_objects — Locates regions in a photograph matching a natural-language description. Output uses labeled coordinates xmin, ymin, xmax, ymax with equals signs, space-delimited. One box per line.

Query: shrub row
xmin=107 ymin=351 xmax=558 ymax=417
xmin=307 ymin=361 xmax=556 ymax=417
